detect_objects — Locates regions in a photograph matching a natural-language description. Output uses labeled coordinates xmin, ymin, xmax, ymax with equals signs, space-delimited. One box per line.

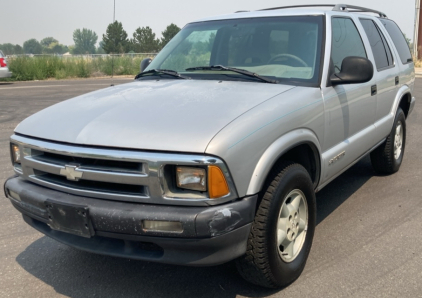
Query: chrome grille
xmin=33 ymin=170 xmax=147 ymax=197
xmin=11 ymin=135 xmax=238 ymax=206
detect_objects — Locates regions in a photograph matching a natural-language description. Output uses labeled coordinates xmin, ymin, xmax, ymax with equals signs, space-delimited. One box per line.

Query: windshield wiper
xmin=185 ymin=65 xmax=277 ymax=84
xmin=135 ymin=69 xmax=190 ymax=80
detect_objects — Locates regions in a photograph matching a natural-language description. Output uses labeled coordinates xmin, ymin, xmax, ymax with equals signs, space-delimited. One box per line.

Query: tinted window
xmin=331 ymin=18 xmax=367 ymax=73
xmin=380 ymin=19 xmax=412 ymax=64
xmin=360 ymin=19 xmax=393 ymax=70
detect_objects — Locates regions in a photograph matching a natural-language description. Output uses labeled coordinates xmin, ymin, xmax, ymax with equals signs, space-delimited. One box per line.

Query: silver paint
xmin=10 ymin=10 xmax=415 ymax=205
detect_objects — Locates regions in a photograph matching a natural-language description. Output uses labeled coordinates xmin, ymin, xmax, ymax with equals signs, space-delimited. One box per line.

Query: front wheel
xmin=236 ymin=162 xmax=316 ymax=288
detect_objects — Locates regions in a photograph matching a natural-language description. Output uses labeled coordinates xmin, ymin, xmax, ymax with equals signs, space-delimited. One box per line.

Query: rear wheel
xmin=370 ymin=108 xmax=406 ymax=174
xmin=236 ymin=162 xmax=316 ymax=288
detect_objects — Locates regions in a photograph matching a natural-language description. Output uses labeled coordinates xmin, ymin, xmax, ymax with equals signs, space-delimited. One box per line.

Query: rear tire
xmin=370 ymin=108 xmax=406 ymax=174
xmin=236 ymin=162 xmax=316 ymax=288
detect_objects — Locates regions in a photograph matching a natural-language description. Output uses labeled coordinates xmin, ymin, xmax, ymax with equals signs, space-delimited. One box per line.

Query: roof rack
xmin=333 ymin=4 xmax=387 ymax=18
xmin=259 ymin=4 xmax=387 ymax=18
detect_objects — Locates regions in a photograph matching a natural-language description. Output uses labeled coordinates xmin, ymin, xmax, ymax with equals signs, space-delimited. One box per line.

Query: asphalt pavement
xmin=0 ymin=78 xmax=421 ymax=297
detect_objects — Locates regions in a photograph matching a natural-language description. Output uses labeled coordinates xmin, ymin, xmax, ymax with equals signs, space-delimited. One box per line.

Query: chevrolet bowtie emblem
xmin=60 ymin=165 xmax=84 ymax=181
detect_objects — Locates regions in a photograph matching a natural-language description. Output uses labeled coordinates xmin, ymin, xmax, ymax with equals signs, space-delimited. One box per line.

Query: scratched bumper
xmin=4 ymin=176 xmax=256 ymax=266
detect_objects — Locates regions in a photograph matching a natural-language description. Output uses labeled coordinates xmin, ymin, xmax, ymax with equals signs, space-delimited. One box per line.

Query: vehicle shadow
xmin=316 ymin=154 xmax=374 ymax=225
xmin=15 ymin=156 xmax=375 ymax=298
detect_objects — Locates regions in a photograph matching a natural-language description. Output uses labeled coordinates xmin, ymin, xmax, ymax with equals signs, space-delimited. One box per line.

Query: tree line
xmin=0 ymin=22 xmax=180 ymax=55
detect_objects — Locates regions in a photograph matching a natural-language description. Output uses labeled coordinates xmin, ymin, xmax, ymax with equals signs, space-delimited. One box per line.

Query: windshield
xmin=146 ymin=16 xmax=324 ymax=86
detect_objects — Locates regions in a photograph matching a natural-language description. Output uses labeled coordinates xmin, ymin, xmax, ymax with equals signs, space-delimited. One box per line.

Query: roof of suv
xmin=193 ymin=4 xmax=386 ymax=23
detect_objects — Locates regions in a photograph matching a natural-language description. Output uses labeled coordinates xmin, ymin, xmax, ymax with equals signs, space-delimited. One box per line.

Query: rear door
xmin=359 ymin=17 xmax=399 ymax=141
xmin=379 ymin=18 xmax=414 ymax=91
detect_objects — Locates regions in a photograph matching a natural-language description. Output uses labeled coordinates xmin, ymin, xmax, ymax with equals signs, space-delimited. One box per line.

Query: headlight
xmin=10 ymin=144 xmax=21 ymax=164
xmin=175 ymin=165 xmax=230 ymax=199
xmin=176 ymin=167 xmax=206 ymax=191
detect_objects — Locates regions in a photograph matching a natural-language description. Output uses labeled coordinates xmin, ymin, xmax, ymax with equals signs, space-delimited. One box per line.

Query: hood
xmin=15 ymin=79 xmax=295 ymax=153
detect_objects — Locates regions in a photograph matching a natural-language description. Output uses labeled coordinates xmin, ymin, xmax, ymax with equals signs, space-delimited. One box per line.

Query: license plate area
xmin=45 ymin=200 xmax=94 ymax=238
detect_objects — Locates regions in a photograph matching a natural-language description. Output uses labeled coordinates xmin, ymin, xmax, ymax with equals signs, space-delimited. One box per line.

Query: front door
xmin=320 ymin=16 xmax=377 ymax=185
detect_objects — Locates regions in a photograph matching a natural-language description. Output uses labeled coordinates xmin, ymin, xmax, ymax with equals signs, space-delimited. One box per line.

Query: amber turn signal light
xmin=208 ymin=165 xmax=230 ymax=199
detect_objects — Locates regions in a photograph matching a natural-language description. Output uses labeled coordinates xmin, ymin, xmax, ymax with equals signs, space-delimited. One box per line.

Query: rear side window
xmin=380 ymin=19 xmax=412 ymax=64
xmin=360 ymin=19 xmax=394 ymax=70
xmin=331 ymin=17 xmax=367 ymax=73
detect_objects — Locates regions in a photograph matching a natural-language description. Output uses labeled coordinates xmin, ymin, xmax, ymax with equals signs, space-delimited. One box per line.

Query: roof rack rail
xmin=333 ymin=4 xmax=387 ymax=18
xmin=260 ymin=4 xmax=335 ymax=11
xmin=259 ymin=4 xmax=387 ymax=18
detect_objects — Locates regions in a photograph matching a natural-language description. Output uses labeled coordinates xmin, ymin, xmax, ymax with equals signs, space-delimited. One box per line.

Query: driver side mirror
xmin=140 ymin=58 xmax=152 ymax=73
xmin=330 ymin=56 xmax=373 ymax=86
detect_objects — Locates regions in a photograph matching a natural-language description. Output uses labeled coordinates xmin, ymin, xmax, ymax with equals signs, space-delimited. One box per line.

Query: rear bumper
xmin=4 ymin=176 xmax=256 ymax=266
xmin=0 ymin=68 xmax=12 ymax=78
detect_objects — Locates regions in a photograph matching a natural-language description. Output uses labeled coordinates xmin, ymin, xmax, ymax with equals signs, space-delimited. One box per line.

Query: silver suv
xmin=4 ymin=4 xmax=415 ymax=288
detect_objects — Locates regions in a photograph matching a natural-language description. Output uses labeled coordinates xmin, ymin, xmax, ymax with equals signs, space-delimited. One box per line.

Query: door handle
xmin=371 ymin=85 xmax=377 ymax=96
xmin=395 ymin=76 xmax=399 ymax=86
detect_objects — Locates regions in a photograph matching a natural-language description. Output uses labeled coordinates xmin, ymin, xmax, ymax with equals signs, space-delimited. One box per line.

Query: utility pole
xmin=415 ymin=0 xmax=421 ymax=59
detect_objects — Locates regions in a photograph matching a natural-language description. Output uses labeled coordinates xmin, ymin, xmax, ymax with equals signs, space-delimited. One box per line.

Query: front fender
xmin=246 ymin=129 xmax=322 ymax=195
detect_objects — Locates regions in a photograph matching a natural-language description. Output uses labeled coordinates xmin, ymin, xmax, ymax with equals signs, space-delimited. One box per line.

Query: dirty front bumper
xmin=4 ymin=176 xmax=256 ymax=266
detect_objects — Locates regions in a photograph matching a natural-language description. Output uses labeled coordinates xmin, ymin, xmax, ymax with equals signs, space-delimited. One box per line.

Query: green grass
xmin=1 ymin=55 xmax=153 ymax=81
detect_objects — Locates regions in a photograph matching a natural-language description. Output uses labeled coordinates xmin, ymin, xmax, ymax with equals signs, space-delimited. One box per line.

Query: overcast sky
xmin=0 ymin=0 xmax=416 ymax=46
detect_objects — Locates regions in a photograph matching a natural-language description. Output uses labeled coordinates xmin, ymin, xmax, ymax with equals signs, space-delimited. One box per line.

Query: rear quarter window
xmin=380 ymin=19 xmax=412 ymax=64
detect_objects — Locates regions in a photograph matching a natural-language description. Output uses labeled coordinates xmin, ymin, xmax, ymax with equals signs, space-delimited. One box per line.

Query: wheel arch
xmin=392 ymin=85 xmax=412 ymax=119
xmin=246 ymin=129 xmax=322 ymax=196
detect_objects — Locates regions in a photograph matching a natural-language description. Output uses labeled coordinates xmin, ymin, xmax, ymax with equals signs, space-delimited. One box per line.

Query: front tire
xmin=236 ymin=162 xmax=316 ymax=288
xmin=370 ymin=108 xmax=406 ymax=174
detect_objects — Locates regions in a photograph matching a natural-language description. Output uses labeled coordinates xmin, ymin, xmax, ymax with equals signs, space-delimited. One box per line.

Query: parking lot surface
xmin=0 ymin=78 xmax=421 ymax=297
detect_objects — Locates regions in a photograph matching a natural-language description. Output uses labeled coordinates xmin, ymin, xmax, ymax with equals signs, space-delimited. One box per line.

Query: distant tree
xmin=39 ymin=37 xmax=68 ymax=54
xmin=14 ymin=44 xmax=24 ymax=55
xmin=160 ymin=23 xmax=181 ymax=49
xmin=102 ymin=21 xmax=130 ymax=53
xmin=132 ymin=26 xmax=160 ymax=53
xmin=40 ymin=37 xmax=58 ymax=47
xmin=68 ymin=45 xmax=75 ymax=54
xmin=50 ymin=43 xmax=67 ymax=54
xmin=0 ymin=43 xmax=16 ymax=55
xmin=403 ymin=34 xmax=413 ymax=52
xmin=23 ymin=39 xmax=43 ymax=54
xmin=62 ymin=45 xmax=69 ymax=54
xmin=96 ymin=41 xmax=106 ymax=54
xmin=73 ymin=28 xmax=98 ymax=54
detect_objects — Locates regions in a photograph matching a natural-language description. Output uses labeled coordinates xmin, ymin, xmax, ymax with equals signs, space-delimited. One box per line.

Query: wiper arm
xmin=185 ymin=65 xmax=277 ymax=84
xmin=135 ymin=69 xmax=190 ymax=80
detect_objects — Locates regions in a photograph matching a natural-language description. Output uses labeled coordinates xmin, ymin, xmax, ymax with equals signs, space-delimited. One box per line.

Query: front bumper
xmin=4 ymin=176 xmax=256 ymax=266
